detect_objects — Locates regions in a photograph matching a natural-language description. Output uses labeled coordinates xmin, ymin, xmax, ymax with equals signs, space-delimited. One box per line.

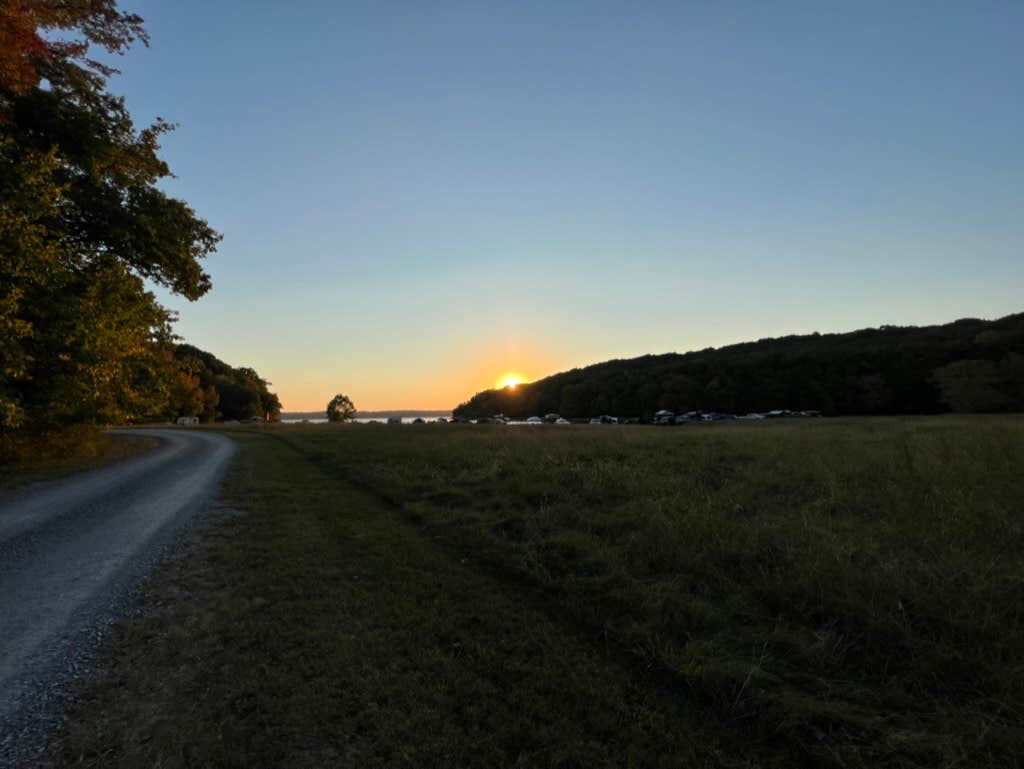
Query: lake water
xmin=282 ymin=416 xmax=451 ymax=425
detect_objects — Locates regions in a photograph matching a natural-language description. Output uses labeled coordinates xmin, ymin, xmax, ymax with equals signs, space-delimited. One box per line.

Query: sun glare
xmin=496 ymin=373 xmax=524 ymax=390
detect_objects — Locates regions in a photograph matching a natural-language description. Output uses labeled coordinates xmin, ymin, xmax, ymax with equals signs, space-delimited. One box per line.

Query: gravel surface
xmin=0 ymin=429 xmax=235 ymax=768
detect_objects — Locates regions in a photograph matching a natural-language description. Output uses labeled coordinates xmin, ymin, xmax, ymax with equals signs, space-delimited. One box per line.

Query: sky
xmin=103 ymin=1 xmax=1023 ymax=411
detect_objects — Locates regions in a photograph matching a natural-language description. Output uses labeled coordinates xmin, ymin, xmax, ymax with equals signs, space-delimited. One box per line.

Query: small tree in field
xmin=326 ymin=394 xmax=356 ymax=423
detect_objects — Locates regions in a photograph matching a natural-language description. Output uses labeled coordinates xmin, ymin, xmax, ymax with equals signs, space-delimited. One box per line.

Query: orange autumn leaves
xmin=0 ymin=0 xmax=146 ymax=99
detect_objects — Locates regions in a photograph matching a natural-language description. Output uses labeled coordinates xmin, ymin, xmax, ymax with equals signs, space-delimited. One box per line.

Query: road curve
xmin=0 ymin=429 xmax=235 ymax=767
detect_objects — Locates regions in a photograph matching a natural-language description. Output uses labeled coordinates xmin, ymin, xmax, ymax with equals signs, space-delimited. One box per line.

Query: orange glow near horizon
xmin=495 ymin=373 xmax=525 ymax=390
xmin=268 ymin=338 xmax=566 ymax=412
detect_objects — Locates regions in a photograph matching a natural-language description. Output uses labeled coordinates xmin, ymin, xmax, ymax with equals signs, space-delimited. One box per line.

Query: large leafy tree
xmin=0 ymin=0 xmax=220 ymax=428
xmin=327 ymin=394 xmax=356 ymax=423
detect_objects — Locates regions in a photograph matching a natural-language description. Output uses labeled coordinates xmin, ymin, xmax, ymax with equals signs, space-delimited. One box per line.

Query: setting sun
xmin=496 ymin=373 xmax=524 ymax=390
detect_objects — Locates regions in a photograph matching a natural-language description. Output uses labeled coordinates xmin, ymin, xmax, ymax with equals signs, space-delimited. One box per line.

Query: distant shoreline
xmin=281 ymin=410 xmax=452 ymax=421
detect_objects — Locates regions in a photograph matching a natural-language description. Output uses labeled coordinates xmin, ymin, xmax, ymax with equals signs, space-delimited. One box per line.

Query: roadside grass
xmin=0 ymin=427 xmax=160 ymax=493
xmin=51 ymin=426 xmax=757 ymax=769
xmin=52 ymin=416 xmax=1023 ymax=767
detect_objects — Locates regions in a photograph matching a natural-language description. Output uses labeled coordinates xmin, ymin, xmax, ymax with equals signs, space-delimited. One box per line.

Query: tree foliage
xmin=1 ymin=1 xmax=220 ymax=429
xmin=454 ymin=313 xmax=1024 ymax=419
xmin=0 ymin=0 xmax=145 ymax=102
xmin=327 ymin=393 xmax=356 ymax=423
xmin=170 ymin=345 xmax=280 ymax=422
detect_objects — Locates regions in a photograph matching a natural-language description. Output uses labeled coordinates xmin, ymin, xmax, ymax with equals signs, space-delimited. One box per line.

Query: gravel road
xmin=0 ymin=429 xmax=235 ymax=767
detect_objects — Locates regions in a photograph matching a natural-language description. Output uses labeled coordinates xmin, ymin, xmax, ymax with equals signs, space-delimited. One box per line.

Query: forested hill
xmin=454 ymin=313 xmax=1024 ymax=419
xmin=171 ymin=345 xmax=281 ymax=422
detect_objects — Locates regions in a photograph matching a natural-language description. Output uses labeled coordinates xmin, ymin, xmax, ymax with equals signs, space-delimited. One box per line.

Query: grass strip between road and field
xmin=0 ymin=427 xmax=161 ymax=494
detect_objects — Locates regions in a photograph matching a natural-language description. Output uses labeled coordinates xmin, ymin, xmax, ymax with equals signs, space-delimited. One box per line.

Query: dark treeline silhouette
xmin=170 ymin=345 xmax=281 ymax=422
xmin=454 ymin=313 xmax=1024 ymax=420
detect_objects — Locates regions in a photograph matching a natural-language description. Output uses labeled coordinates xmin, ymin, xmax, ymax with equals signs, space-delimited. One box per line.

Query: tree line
xmin=1 ymin=2 xmax=267 ymax=432
xmin=170 ymin=345 xmax=280 ymax=423
xmin=454 ymin=313 xmax=1024 ymax=420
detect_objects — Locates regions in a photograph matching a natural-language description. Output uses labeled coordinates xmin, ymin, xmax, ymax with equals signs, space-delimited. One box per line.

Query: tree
xmin=327 ymin=394 xmax=356 ymax=423
xmin=1 ymin=1 xmax=220 ymax=429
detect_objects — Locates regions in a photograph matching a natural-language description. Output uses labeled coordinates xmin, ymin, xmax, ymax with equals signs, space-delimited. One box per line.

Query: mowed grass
xmin=52 ymin=417 xmax=1023 ymax=768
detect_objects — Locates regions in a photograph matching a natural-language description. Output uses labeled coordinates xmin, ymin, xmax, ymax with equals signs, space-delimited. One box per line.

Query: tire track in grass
xmin=51 ymin=428 xmax=768 ymax=769
xmin=265 ymin=427 xmax=1007 ymax=768
xmin=260 ymin=430 xmax=803 ymax=768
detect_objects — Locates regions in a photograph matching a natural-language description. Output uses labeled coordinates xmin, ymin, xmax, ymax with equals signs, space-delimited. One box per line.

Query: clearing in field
xmin=52 ymin=417 xmax=1024 ymax=768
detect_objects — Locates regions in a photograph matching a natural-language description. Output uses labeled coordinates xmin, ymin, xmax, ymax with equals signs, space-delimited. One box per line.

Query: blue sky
xmin=106 ymin=1 xmax=1023 ymax=410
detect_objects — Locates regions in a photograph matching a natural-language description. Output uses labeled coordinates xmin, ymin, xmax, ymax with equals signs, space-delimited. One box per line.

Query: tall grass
xmin=0 ymin=426 xmax=158 ymax=490
xmin=272 ymin=416 xmax=1024 ymax=767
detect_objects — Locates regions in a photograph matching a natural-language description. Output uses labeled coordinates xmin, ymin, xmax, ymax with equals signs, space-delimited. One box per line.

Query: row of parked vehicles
xmin=448 ymin=409 xmax=823 ymax=426
xmin=649 ymin=409 xmax=822 ymax=425
xmin=188 ymin=410 xmax=824 ymax=427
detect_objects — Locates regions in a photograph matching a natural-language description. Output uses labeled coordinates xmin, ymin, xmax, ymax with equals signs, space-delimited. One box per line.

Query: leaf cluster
xmin=0 ymin=0 xmax=145 ymax=100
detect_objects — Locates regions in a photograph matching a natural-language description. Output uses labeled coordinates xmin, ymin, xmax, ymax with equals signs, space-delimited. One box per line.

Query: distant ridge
xmin=454 ymin=313 xmax=1024 ymax=419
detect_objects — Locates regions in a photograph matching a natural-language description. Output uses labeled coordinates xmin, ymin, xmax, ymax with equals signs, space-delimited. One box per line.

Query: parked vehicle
xmin=653 ymin=409 xmax=674 ymax=425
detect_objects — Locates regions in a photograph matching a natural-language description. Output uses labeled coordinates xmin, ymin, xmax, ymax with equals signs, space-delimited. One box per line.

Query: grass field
xmin=52 ymin=417 xmax=1023 ymax=768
